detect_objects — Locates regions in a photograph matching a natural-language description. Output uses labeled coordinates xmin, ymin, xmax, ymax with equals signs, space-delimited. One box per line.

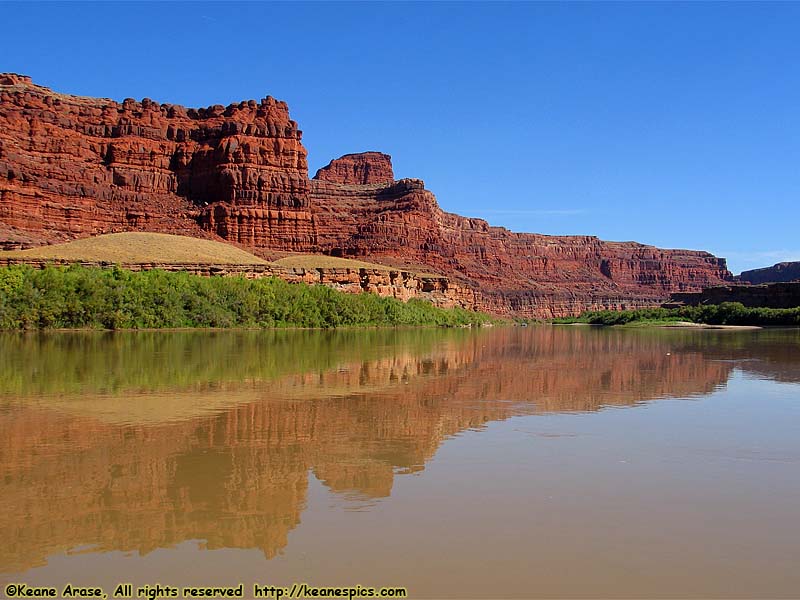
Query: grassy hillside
xmin=1 ymin=234 xmax=446 ymax=276
xmin=1 ymin=232 xmax=268 ymax=265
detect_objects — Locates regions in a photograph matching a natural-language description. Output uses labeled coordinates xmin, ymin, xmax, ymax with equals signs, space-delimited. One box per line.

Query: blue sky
xmin=3 ymin=2 xmax=798 ymax=273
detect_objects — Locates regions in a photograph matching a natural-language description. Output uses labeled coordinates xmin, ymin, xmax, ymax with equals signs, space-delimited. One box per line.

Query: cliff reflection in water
xmin=0 ymin=326 xmax=795 ymax=574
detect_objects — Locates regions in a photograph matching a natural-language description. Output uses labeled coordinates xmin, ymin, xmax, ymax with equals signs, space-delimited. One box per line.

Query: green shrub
xmin=0 ymin=265 xmax=495 ymax=330
xmin=558 ymin=302 xmax=800 ymax=327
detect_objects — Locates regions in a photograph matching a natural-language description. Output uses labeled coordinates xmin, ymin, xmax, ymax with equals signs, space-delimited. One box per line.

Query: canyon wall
xmin=739 ymin=261 xmax=800 ymax=284
xmin=309 ymin=164 xmax=731 ymax=317
xmin=0 ymin=75 xmax=732 ymax=316
xmin=0 ymin=73 xmax=313 ymax=251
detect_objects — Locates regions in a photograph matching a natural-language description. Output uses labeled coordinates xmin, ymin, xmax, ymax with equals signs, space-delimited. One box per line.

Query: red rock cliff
xmin=309 ymin=158 xmax=732 ymax=317
xmin=0 ymin=73 xmax=313 ymax=250
xmin=0 ymin=75 xmax=732 ymax=316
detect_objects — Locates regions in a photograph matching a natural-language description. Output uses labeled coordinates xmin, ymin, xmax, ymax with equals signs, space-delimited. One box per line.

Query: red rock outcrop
xmin=0 ymin=73 xmax=313 ymax=250
xmin=0 ymin=75 xmax=733 ymax=316
xmin=313 ymin=152 xmax=394 ymax=185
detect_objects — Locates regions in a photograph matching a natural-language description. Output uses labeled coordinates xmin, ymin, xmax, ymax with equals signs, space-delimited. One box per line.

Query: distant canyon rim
xmin=0 ymin=73 xmax=733 ymax=317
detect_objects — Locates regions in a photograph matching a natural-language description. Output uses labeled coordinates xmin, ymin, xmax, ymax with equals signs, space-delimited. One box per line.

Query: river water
xmin=1 ymin=327 xmax=798 ymax=598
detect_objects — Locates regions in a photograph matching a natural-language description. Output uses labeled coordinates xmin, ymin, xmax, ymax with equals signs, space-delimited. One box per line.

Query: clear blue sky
xmin=3 ymin=2 xmax=799 ymax=273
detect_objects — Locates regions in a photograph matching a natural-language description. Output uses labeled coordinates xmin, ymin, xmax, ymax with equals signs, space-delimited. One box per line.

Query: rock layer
xmin=0 ymin=75 xmax=733 ymax=316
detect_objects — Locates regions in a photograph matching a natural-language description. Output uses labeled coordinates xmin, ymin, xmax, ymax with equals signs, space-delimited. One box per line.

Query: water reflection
xmin=0 ymin=326 xmax=797 ymax=575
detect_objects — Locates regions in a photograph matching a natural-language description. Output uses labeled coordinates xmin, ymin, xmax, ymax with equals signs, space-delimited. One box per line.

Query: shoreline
xmin=0 ymin=322 xmax=499 ymax=333
xmin=554 ymin=321 xmax=764 ymax=330
xmin=656 ymin=321 xmax=762 ymax=330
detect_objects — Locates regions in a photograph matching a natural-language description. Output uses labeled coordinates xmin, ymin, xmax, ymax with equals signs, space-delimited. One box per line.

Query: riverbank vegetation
xmin=0 ymin=265 xmax=494 ymax=330
xmin=553 ymin=304 xmax=800 ymax=327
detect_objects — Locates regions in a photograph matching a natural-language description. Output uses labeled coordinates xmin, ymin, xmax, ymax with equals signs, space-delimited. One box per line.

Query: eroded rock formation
xmin=313 ymin=152 xmax=394 ymax=185
xmin=0 ymin=73 xmax=313 ymax=251
xmin=0 ymin=75 xmax=733 ymax=316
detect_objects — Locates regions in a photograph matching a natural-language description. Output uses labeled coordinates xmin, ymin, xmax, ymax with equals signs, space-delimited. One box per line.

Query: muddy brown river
xmin=1 ymin=327 xmax=798 ymax=598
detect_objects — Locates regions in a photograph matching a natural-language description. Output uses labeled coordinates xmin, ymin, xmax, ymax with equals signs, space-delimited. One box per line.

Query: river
xmin=1 ymin=327 xmax=798 ymax=598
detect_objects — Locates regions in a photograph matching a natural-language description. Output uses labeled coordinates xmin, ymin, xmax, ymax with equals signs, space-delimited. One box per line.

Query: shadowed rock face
xmin=739 ymin=261 xmax=800 ymax=284
xmin=670 ymin=282 xmax=800 ymax=309
xmin=0 ymin=75 xmax=732 ymax=316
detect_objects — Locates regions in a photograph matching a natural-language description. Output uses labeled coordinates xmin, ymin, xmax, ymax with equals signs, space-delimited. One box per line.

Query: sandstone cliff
xmin=309 ymin=160 xmax=731 ymax=317
xmin=0 ymin=75 xmax=733 ymax=316
xmin=0 ymin=73 xmax=313 ymax=251
xmin=739 ymin=261 xmax=800 ymax=284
